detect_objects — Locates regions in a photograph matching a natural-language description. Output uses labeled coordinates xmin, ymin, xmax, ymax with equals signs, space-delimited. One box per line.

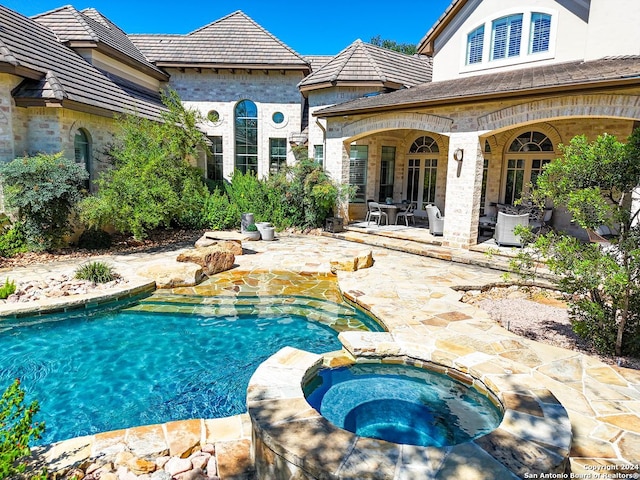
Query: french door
xmin=406 ymin=156 xmax=438 ymax=216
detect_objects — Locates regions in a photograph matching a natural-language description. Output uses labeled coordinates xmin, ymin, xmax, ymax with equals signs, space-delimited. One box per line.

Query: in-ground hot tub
xmin=303 ymin=363 xmax=503 ymax=448
xmin=248 ymin=347 xmax=572 ymax=479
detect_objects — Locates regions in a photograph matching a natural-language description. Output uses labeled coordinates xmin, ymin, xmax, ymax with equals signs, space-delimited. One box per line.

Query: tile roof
xmin=298 ymin=40 xmax=432 ymax=91
xmin=130 ymin=11 xmax=309 ymax=71
xmin=304 ymin=55 xmax=333 ymax=72
xmin=314 ymin=56 xmax=640 ymax=117
xmin=0 ymin=5 xmax=165 ymax=119
xmin=32 ymin=5 xmax=167 ymax=79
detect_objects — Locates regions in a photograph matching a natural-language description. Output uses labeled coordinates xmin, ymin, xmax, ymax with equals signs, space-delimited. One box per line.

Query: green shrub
xmin=75 ymin=261 xmax=116 ymax=283
xmin=77 ymin=228 xmax=112 ymax=250
xmin=224 ymin=171 xmax=269 ymax=221
xmin=0 ymin=379 xmax=46 ymax=480
xmin=0 ymin=153 xmax=88 ymax=251
xmin=202 ymin=188 xmax=240 ymax=230
xmin=0 ymin=222 xmax=28 ymax=258
xmin=245 ymin=223 xmax=258 ymax=232
xmin=80 ymin=89 xmax=210 ymax=239
xmin=0 ymin=278 xmax=16 ymax=300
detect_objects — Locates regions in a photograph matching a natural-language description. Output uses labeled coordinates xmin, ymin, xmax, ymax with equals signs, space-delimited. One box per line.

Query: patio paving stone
xmin=3 ymin=233 xmax=639 ymax=477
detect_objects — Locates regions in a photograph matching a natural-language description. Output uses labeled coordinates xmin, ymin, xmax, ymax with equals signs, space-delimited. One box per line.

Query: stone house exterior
xmin=314 ymin=0 xmax=640 ymax=247
xmin=1 ymin=1 xmax=640 ymax=247
xmin=0 ymin=5 xmax=168 ymax=209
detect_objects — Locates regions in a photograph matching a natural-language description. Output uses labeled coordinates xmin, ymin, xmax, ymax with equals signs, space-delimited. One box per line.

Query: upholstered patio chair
xmin=425 ymin=205 xmax=444 ymax=236
xmin=494 ymin=212 xmax=530 ymax=247
xmin=395 ymin=202 xmax=415 ymax=226
xmin=367 ymin=202 xmax=388 ymax=226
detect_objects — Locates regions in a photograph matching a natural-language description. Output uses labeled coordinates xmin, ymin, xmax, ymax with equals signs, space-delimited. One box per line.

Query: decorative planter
xmin=243 ymin=230 xmax=261 ymax=241
xmin=261 ymin=226 xmax=275 ymax=241
xmin=241 ymin=213 xmax=255 ymax=233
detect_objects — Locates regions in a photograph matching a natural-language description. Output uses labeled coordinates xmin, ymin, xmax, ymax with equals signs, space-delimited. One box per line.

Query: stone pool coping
xmin=3 ymin=235 xmax=640 ymax=478
xmin=248 ymin=346 xmax=572 ymax=479
xmin=0 ymin=280 xmax=155 ymax=318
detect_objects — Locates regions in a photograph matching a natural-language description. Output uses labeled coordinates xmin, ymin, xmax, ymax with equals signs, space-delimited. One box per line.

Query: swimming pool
xmin=0 ymin=294 xmax=382 ymax=445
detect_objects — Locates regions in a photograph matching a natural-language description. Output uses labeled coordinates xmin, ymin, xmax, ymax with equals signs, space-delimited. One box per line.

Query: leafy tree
xmin=0 ymin=153 xmax=88 ymax=250
xmin=369 ymin=35 xmax=417 ymax=55
xmin=518 ymin=131 xmax=640 ymax=356
xmin=80 ymin=89 xmax=209 ymax=239
xmin=0 ymin=379 xmax=46 ymax=479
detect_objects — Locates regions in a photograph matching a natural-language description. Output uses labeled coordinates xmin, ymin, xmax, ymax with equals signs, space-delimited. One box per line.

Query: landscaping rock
xmin=176 ymin=247 xmax=235 ymax=276
xmin=137 ymin=261 xmax=205 ymax=289
xmin=164 ymin=457 xmax=192 ymax=477
xmin=330 ymin=249 xmax=374 ymax=273
xmin=194 ymin=237 xmax=244 ymax=256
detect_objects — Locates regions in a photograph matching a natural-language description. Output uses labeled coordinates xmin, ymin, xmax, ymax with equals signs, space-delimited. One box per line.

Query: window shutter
xmin=530 ymin=13 xmax=551 ymax=53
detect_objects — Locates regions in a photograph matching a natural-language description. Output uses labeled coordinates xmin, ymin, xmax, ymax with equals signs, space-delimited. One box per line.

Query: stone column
xmin=324 ymin=132 xmax=351 ymax=220
xmin=442 ymin=132 xmax=485 ymax=248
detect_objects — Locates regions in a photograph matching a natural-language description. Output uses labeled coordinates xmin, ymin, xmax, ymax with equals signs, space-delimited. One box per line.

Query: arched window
xmin=74 ymin=128 xmax=91 ymax=188
xmin=409 ymin=136 xmax=439 ymax=154
xmin=235 ymin=100 xmax=258 ymax=175
xmin=503 ymin=131 xmax=554 ymax=204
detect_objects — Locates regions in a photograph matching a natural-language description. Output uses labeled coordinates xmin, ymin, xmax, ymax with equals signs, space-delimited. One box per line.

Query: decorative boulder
xmin=176 ymin=246 xmax=235 ymax=276
xmin=137 ymin=261 xmax=205 ymax=289
xmin=330 ymin=249 xmax=374 ymax=274
xmin=193 ymin=237 xmax=243 ymax=255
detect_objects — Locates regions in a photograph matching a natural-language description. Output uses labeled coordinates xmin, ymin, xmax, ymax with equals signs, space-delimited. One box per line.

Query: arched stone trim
xmin=68 ymin=120 xmax=93 ymax=143
xmin=342 ymin=112 xmax=454 ymax=141
xmin=478 ymin=94 xmax=640 ymax=132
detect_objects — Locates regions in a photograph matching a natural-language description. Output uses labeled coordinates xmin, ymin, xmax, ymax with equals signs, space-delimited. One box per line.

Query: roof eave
xmin=314 ymin=76 xmax=640 ymax=118
xmin=69 ymin=41 xmax=170 ymax=81
xmin=417 ymin=0 xmax=467 ymax=55
xmin=13 ymin=97 xmax=164 ymax=120
xmin=0 ymin=64 xmax=44 ymax=81
xmin=158 ymin=62 xmax=309 ymax=72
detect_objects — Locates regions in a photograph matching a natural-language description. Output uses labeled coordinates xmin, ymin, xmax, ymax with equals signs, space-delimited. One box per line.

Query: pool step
xmin=125 ymin=294 xmax=379 ymax=332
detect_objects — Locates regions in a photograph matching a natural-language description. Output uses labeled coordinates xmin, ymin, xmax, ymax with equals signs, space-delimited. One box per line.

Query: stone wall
xmin=170 ymin=69 xmax=306 ymax=179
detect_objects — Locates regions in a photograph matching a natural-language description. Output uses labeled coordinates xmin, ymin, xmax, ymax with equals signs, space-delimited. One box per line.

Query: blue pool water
xmin=0 ymin=296 xmax=380 ymax=445
xmin=304 ymin=363 xmax=502 ymax=447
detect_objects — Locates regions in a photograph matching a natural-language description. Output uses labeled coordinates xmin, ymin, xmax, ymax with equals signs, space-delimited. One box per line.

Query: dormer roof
xmin=298 ymin=39 xmax=432 ymax=93
xmin=130 ymin=10 xmax=309 ymax=73
xmin=0 ymin=5 xmax=165 ymax=119
xmin=32 ymin=5 xmax=168 ymax=80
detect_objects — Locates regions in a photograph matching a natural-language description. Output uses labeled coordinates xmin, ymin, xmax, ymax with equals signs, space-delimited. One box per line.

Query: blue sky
xmin=5 ymin=0 xmax=453 ymax=55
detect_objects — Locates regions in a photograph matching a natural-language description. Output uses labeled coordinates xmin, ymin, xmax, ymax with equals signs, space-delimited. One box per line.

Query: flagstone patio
xmin=2 ymin=234 xmax=639 ymax=478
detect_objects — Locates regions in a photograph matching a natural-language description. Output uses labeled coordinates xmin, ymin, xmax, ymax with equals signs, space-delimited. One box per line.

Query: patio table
xmin=377 ymin=203 xmax=405 ymax=225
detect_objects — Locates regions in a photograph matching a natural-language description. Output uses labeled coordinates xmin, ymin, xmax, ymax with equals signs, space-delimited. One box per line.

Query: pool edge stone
xmin=247 ymin=346 xmax=573 ymax=479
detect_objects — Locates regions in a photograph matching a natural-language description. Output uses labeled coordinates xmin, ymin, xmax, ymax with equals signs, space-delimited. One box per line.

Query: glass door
xmin=406 ymin=157 xmax=438 ymax=216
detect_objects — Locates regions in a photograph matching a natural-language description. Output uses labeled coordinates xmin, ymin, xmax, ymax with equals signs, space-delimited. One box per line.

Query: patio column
xmin=324 ymin=135 xmax=350 ymax=220
xmin=442 ymin=132 xmax=485 ymax=248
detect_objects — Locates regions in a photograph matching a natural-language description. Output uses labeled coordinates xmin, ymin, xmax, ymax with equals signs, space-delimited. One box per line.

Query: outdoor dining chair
xmin=395 ymin=202 xmax=415 ymax=226
xmin=367 ymin=202 xmax=388 ymax=226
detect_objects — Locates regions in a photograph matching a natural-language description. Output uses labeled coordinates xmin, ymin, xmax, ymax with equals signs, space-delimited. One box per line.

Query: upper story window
xmin=463 ymin=10 xmax=555 ymax=70
xmin=466 ymin=25 xmax=484 ymax=64
xmin=491 ymin=14 xmax=522 ymax=60
xmin=530 ymin=13 xmax=551 ymax=54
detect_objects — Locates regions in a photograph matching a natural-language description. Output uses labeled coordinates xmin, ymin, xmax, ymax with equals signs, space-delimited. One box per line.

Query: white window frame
xmin=490 ymin=14 xmax=523 ymax=61
xmin=349 ymin=145 xmax=368 ymax=204
xmin=466 ymin=25 xmax=485 ymax=65
xmin=460 ymin=7 xmax=557 ymax=73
